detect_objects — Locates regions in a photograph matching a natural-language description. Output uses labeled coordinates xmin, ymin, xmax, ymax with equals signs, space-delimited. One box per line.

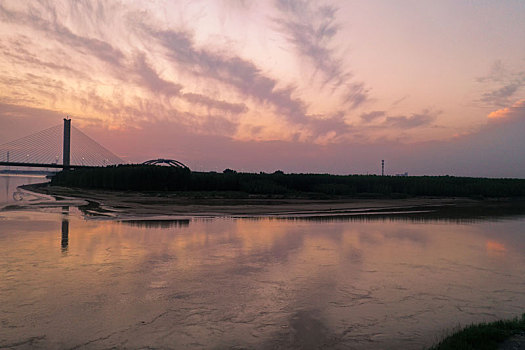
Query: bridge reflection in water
xmin=61 ymin=206 xmax=69 ymax=253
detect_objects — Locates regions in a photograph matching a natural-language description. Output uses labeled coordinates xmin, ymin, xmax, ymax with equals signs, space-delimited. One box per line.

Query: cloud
xmin=275 ymin=0 xmax=344 ymax=85
xmin=0 ymin=3 xmax=251 ymax=132
xmin=0 ymin=0 xmax=363 ymax=143
xmin=199 ymin=114 xmax=239 ymax=135
xmin=0 ymin=37 xmax=87 ymax=77
xmin=0 ymin=72 xmax=68 ymax=108
xmin=476 ymin=60 xmax=508 ymax=83
xmin=133 ymin=54 xmax=183 ymax=97
xmin=360 ymin=111 xmax=385 ymax=123
xmin=384 ymin=110 xmax=438 ymax=129
xmin=307 ymin=111 xmax=351 ymax=142
xmin=391 ymin=95 xmax=409 ymax=107
xmin=149 ymin=27 xmax=312 ymax=125
xmin=3 ymin=101 xmax=525 ymax=178
xmin=481 ymin=82 xmax=521 ymax=107
xmin=0 ymin=3 xmax=125 ymax=67
xmin=0 ymin=103 xmax=67 ymax=142
xmin=477 ymin=60 xmax=525 ymax=107
xmin=488 ymin=99 xmax=525 ymax=121
xmin=273 ymin=0 xmax=368 ymax=108
xmin=0 ymin=0 xmax=453 ymax=146
xmin=182 ymin=93 xmax=247 ymax=114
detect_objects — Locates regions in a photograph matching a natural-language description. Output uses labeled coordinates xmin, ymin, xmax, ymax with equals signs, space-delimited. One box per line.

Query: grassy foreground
xmin=429 ymin=314 xmax=525 ymax=350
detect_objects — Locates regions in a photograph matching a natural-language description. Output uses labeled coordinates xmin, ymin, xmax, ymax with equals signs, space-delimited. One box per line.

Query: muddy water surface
xmin=1 ymin=175 xmax=525 ymax=349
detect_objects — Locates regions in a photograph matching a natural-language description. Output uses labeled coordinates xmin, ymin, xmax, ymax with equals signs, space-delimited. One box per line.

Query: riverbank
xmin=50 ymin=166 xmax=525 ymax=198
xmin=16 ymin=183 xmax=525 ymax=220
xmin=429 ymin=314 xmax=525 ymax=350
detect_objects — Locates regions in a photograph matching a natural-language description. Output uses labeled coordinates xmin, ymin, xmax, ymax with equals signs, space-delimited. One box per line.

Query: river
xmin=1 ymin=175 xmax=525 ymax=349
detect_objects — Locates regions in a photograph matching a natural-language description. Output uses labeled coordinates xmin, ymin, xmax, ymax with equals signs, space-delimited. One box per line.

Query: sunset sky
xmin=1 ymin=1 xmax=524 ymax=177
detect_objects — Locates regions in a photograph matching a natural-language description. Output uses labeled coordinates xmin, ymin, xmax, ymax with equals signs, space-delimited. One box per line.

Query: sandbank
xmin=13 ymin=183 xmax=511 ymax=221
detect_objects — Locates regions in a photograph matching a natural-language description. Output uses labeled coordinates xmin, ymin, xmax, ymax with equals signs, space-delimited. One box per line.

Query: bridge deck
xmin=0 ymin=161 xmax=96 ymax=169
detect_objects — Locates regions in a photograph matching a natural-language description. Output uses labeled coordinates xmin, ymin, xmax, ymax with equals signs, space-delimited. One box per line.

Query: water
xmin=0 ymin=174 xmax=48 ymax=204
xmin=1 ymin=175 xmax=525 ymax=349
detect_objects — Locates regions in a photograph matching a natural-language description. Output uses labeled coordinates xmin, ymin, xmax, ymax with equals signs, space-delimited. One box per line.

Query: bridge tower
xmin=63 ymin=118 xmax=71 ymax=169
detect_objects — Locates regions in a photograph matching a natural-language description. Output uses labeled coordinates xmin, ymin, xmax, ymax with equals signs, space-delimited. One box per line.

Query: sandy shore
xmin=12 ymin=183 xmax=490 ymax=220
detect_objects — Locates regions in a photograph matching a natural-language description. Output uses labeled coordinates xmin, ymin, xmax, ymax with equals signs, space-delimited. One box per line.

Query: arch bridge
xmin=142 ymin=159 xmax=190 ymax=170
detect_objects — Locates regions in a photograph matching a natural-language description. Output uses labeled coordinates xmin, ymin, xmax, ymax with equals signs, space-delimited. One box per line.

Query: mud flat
xmin=18 ymin=183 xmax=525 ymax=221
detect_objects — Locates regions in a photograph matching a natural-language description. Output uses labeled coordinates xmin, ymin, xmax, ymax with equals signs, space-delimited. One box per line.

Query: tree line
xmin=50 ymin=165 xmax=525 ymax=198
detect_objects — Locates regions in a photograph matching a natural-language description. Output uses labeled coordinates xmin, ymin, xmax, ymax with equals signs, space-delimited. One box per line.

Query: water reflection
xmin=270 ymin=202 xmax=525 ymax=224
xmin=12 ymin=190 xmax=25 ymax=201
xmin=121 ymin=219 xmax=190 ymax=229
xmin=0 ymin=174 xmax=47 ymax=205
xmin=3 ymin=174 xmax=8 ymax=202
xmin=486 ymin=240 xmax=506 ymax=256
xmin=61 ymin=206 xmax=69 ymax=253
xmin=2 ymin=174 xmax=525 ymax=349
xmin=1 ymin=211 xmax=525 ymax=349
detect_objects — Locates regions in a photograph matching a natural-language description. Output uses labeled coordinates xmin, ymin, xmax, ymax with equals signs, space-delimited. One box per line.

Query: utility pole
xmin=381 ymin=160 xmax=384 ymax=176
xmin=63 ymin=118 xmax=71 ymax=169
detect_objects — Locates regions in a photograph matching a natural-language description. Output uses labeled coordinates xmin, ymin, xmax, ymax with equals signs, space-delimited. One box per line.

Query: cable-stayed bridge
xmin=0 ymin=119 xmax=123 ymax=170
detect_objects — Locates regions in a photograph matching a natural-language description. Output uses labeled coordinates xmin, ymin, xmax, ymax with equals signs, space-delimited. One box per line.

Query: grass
xmin=429 ymin=314 xmax=525 ymax=350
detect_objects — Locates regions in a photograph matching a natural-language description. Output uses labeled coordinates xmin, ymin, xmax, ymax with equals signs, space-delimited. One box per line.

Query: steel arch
xmin=142 ymin=158 xmax=190 ymax=170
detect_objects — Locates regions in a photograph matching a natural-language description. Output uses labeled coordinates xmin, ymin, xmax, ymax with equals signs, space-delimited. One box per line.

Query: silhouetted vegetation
xmin=429 ymin=314 xmax=525 ymax=350
xmin=50 ymin=165 xmax=525 ymax=198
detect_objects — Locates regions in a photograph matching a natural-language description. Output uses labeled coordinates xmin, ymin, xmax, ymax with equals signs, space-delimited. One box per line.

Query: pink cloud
xmin=487 ymin=99 xmax=525 ymax=120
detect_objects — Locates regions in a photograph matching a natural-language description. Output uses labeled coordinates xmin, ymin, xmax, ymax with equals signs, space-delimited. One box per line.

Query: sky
xmin=0 ymin=0 xmax=524 ymax=177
